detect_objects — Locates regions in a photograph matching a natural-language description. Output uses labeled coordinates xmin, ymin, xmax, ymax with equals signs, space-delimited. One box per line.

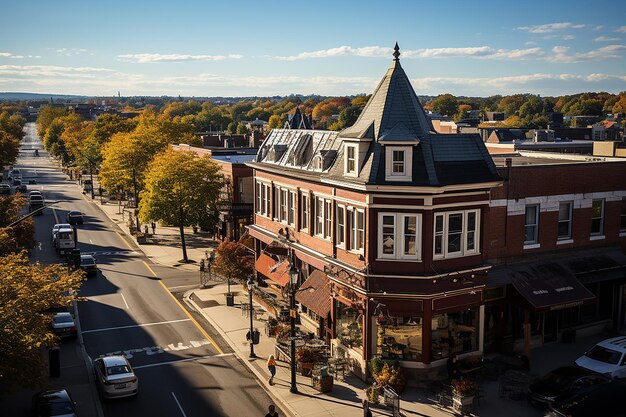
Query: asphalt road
xmin=18 ymin=123 xmax=275 ymax=417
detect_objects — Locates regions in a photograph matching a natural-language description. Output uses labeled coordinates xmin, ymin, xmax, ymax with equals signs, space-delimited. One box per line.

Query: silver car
xmin=93 ymin=355 xmax=138 ymax=399
xmin=51 ymin=312 xmax=77 ymax=339
xmin=52 ymin=223 xmax=72 ymax=245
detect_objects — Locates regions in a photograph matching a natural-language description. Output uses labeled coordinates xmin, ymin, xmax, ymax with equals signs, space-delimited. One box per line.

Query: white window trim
xmin=590 ymin=199 xmax=605 ymax=237
xmin=288 ymin=190 xmax=295 ymax=226
xmin=336 ymin=205 xmax=346 ymax=248
xmin=300 ymin=192 xmax=309 ymax=232
xmin=385 ymin=146 xmax=412 ymax=182
xmin=524 ymin=204 xmax=539 ymax=245
xmin=377 ymin=212 xmax=421 ymax=261
xmin=557 ymin=201 xmax=573 ymax=241
xmin=348 ymin=207 xmax=365 ymax=253
xmin=314 ymin=197 xmax=324 ymax=237
xmin=433 ymin=209 xmax=480 ymax=259
xmin=255 ymin=181 xmax=271 ymax=217
xmin=344 ymin=144 xmax=358 ymax=176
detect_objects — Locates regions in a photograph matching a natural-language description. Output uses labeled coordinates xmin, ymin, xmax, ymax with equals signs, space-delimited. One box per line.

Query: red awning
xmin=295 ymin=269 xmax=331 ymax=317
xmin=256 ymin=253 xmax=289 ymax=287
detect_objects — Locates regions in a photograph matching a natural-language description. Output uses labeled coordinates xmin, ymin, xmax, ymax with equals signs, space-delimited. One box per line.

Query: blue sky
xmin=1 ymin=0 xmax=626 ymax=97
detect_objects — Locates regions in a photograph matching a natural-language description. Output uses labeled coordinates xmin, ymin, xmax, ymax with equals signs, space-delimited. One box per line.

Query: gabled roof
xmin=338 ymin=43 xmax=434 ymax=141
xmin=285 ymin=107 xmax=312 ymax=130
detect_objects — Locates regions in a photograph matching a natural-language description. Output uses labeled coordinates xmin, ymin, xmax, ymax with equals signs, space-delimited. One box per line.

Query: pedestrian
xmin=267 ymin=354 xmax=277 ymax=385
xmin=363 ymin=399 xmax=372 ymax=417
xmin=151 ymin=221 xmax=156 ymax=235
xmin=265 ymin=404 xmax=278 ymax=417
xmin=144 ymin=224 xmax=149 ymax=236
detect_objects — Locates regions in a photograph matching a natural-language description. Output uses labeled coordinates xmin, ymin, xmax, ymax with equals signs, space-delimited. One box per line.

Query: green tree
xmin=268 ymin=114 xmax=283 ymax=129
xmin=227 ymin=122 xmax=237 ymax=134
xmin=138 ymin=150 xmax=223 ymax=262
xmin=36 ymin=106 xmax=67 ymax=137
xmin=236 ymin=122 xmax=249 ymax=135
xmin=0 ymin=111 xmax=26 ymax=141
xmin=0 ymin=251 xmax=84 ymax=394
xmin=428 ymin=94 xmax=458 ymax=117
xmin=212 ymin=239 xmax=254 ymax=295
xmin=0 ymin=130 xmax=20 ymax=168
xmin=0 ymin=193 xmax=35 ymax=254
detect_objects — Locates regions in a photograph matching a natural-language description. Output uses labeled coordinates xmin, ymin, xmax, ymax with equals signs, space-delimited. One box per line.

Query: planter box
xmin=312 ymin=375 xmax=333 ymax=392
xmin=299 ymin=361 xmax=314 ymax=377
xmin=453 ymin=394 xmax=474 ymax=414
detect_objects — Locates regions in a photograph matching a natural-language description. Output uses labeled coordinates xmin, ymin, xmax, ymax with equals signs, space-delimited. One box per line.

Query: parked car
xmin=549 ymin=379 xmax=626 ymax=417
xmin=8 ymin=168 xmax=21 ymax=180
xmin=13 ymin=179 xmax=27 ymax=193
xmin=527 ymin=366 xmax=610 ymax=409
xmin=66 ymin=211 xmax=84 ymax=225
xmin=93 ymin=355 xmax=138 ymax=399
xmin=31 ymin=389 xmax=77 ymax=417
xmin=51 ymin=223 xmax=72 ymax=245
xmin=28 ymin=194 xmax=45 ymax=213
xmin=0 ymin=183 xmax=10 ymax=195
xmin=575 ymin=336 xmax=626 ymax=378
xmin=28 ymin=179 xmax=37 ymax=184
xmin=79 ymin=254 xmax=98 ymax=277
xmin=50 ymin=312 xmax=77 ymax=339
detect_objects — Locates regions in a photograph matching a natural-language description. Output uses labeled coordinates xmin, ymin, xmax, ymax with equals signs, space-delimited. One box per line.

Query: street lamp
xmin=247 ymin=277 xmax=257 ymax=358
xmin=288 ymin=262 xmax=299 ymax=394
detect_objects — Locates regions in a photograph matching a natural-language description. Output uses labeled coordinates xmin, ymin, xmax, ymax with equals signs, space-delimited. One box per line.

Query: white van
xmin=575 ymin=336 xmax=626 ymax=378
xmin=55 ymin=227 xmax=76 ymax=256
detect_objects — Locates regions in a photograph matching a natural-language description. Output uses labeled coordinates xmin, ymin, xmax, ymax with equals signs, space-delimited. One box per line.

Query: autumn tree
xmin=0 ymin=130 xmax=20 ymax=168
xmin=36 ymin=105 xmax=67 ymax=138
xmin=212 ymin=239 xmax=254 ymax=295
xmin=138 ymin=150 xmax=223 ymax=262
xmin=0 ymin=111 xmax=26 ymax=142
xmin=0 ymin=193 xmax=36 ymax=254
xmin=268 ymin=114 xmax=284 ymax=129
xmin=0 ymin=251 xmax=84 ymax=394
xmin=428 ymin=94 xmax=458 ymax=117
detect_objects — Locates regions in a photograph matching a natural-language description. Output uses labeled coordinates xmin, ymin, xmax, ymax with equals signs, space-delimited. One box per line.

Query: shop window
xmin=335 ymin=302 xmax=362 ymax=350
xmin=376 ymin=316 xmax=422 ymax=362
xmin=431 ymin=309 xmax=479 ymax=361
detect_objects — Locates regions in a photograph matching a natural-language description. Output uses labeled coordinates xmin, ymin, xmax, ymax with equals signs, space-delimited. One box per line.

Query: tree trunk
xmin=179 ymin=207 xmax=188 ymax=262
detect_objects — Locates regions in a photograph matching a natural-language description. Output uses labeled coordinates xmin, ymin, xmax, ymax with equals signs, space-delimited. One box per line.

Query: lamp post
xmin=247 ymin=278 xmax=257 ymax=358
xmin=288 ymin=262 xmax=299 ymax=394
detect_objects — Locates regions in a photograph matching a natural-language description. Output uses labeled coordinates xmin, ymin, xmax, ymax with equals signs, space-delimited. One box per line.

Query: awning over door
xmin=255 ymin=253 xmax=289 ymax=287
xmin=295 ymin=269 xmax=331 ymax=317
xmin=508 ymin=263 xmax=596 ymax=312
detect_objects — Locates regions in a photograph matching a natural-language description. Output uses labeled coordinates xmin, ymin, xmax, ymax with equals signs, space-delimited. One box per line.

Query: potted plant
xmin=296 ymin=347 xmax=319 ymax=377
xmin=372 ymin=361 xmax=406 ymax=394
xmin=451 ymin=378 xmax=477 ymax=412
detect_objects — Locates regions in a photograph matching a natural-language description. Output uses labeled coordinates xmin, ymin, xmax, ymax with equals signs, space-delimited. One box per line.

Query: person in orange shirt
xmin=267 ymin=355 xmax=277 ymax=385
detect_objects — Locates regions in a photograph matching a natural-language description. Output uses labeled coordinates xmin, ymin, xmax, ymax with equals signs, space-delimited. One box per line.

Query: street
xmin=10 ymin=123 xmax=276 ymax=417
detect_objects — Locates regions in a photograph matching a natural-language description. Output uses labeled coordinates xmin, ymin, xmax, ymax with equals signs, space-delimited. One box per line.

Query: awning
xmin=295 ymin=269 xmax=331 ymax=317
xmin=508 ymin=263 xmax=596 ymax=312
xmin=255 ymin=253 xmax=289 ymax=287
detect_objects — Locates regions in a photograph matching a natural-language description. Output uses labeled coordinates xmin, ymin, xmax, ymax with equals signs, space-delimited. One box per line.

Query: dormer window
xmin=345 ymin=144 xmax=357 ymax=176
xmin=385 ymin=146 xmax=412 ymax=181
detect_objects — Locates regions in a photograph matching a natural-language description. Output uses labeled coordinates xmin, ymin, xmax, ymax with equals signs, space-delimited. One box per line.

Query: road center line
xmin=171 ymin=392 xmax=188 ymax=417
xmin=120 ymin=293 xmax=130 ymax=309
xmin=134 ymin=353 xmax=233 ymax=370
xmin=81 ymin=318 xmax=191 ymax=334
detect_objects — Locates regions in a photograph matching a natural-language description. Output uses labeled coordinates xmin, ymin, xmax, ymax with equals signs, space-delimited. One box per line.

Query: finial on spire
xmin=393 ymin=42 xmax=400 ymax=61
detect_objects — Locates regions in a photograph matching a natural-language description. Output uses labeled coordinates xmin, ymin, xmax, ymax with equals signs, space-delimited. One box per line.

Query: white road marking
xmin=104 ymin=339 xmax=216 ymax=359
xmin=120 ymin=293 xmax=130 ymax=309
xmin=171 ymin=392 xmax=188 ymax=417
xmin=89 ymin=239 xmax=93 ymax=244
xmin=167 ymin=284 xmax=199 ymax=291
xmin=133 ymin=353 xmax=233 ymax=370
xmin=81 ymin=318 xmax=191 ymax=334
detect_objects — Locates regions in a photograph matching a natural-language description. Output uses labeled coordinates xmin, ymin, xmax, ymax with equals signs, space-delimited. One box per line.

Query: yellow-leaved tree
xmin=0 ymin=252 xmax=85 ymax=394
xmin=139 ymin=149 xmax=223 ymax=262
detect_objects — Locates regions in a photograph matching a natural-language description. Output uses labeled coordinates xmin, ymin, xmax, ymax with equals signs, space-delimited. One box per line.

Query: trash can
xmin=49 ymin=347 xmax=60 ymax=378
xmin=252 ymin=329 xmax=260 ymax=344
xmin=225 ymin=293 xmax=235 ymax=306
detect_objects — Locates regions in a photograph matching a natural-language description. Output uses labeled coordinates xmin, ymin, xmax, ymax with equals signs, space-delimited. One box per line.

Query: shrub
xmin=452 ymin=378 xmax=476 ymax=396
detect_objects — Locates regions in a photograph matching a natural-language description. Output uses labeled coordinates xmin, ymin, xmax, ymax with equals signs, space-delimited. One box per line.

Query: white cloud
xmin=0 ymin=52 xmax=40 ymax=59
xmin=274 ymin=45 xmax=390 ymax=61
xmin=516 ymin=22 xmax=586 ymax=33
xmin=594 ymin=25 xmax=604 ymax=31
xmin=595 ymin=36 xmax=620 ymax=42
xmin=56 ymin=48 xmax=90 ymax=56
xmin=562 ymin=35 xmax=575 ymax=40
xmin=548 ymin=44 xmax=626 ymax=63
xmin=525 ymin=41 xmax=537 ymax=46
xmin=0 ymin=64 xmax=115 ymax=79
xmin=615 ymin=26 xmax=626 ymax=33
xmin=117 ymin=53 xmax=243 ymax=63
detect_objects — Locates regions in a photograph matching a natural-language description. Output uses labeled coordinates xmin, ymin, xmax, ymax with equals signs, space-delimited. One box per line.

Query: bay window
xmin=433 ymin=209 xmax=480 ymax=259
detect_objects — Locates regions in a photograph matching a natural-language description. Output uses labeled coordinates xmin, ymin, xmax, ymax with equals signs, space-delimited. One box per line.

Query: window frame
xmin=558 ymin=201 xmax=573 ymax=240
xmin=385 ymin=146 xmax=412 ymax=181
xmin=348 ymin=207 xmax=365 ymax=253
xmin=377 ymin=212 xmax=421 ymax=260
xmin=433 ymin=209 xmax=480 ymax=259
xmin=524 ymin=204 xmax=539 ymax=245
xmin=300 ymin=193 xmax=309 ymax=231
xmin=391 ymin=150 xmax=405 ymax=175
xmin=591 ymin=199 xmax=605 ymax=236
xmin=345 ymin=144 xmax=357 ymax=175
xmin=336 ymin=205 xmax=346 ymax=248
xmin=314 ymin=197 xmax=324 ymax=237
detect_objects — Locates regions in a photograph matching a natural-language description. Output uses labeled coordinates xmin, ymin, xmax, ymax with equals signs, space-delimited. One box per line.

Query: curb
xmin=184 ymin=291 xmax=300 ymax=417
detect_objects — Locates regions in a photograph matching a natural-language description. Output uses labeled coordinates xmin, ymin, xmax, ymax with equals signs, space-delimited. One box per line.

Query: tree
xmin=0 ymin=130 xmax=20 ymax=168
xmin=138 ymin=150 xmax=223 ymax=262
xmin=0 ymin=251 xmax=84 ymax=394
xmin=268 ymin=114 xmax=283 ymax=129
xmin=212 ymin=239 xmax=254 ymax=295
xmin=236 ymin=122 xmax=249 ymax=135
xmin=36 ymin=106 xmax=67 ymax=138
xmin=0 ymin=193 xmax=35 ymax=254
xmin=428 ymin=94 xmax=458 ymax=117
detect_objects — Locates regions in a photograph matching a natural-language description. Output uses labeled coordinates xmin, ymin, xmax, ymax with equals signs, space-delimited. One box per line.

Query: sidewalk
xmin=89 ymin=193 xmax=608 ymax=417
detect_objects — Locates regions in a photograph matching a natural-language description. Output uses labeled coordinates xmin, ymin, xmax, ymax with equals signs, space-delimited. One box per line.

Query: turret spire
xmin=393 ymin=42 xmax=400 ymax=61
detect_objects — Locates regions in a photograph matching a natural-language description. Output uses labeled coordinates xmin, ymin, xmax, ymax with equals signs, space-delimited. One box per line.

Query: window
xmin=433 ymin=210 xmax=480 ymax=259
xmin=255 ymin=182 xmax=270 ymax=216
xmin=392 ymin=150 xmax=405 ymax=175
xmin=558 ymin=202 xmax=572 ymax=240
xmin=619 ymin=197 xmax=626 ymax=232
xmin=336 ymin=206 xmax=345 ymax=247
xmin=288 ymin=191 xmax=295 ymax=226
xmin=348 ymin=208 xmax=365 ymax=252
xmin=345 ymin=145 xmax=357 ymax=175
xmin=263 ymin=184 xmax=270 ymax=216
xmin=315 ymin=197 xmax=324 ymax=236
xmin=378 ymin=213 xmax=420 ymax=260
xmin=524 ymin=205 xmax=539 ymax=244
xmin=301 ymin=194 xmax=309 ymax=230
xmin=273 ymin=187 xmax=279 ymax=219
xmin=279 ymin=189 xmax=287 ymax=222
xmin=255 ymin=182 xmax=261 ymax=214
xmin=591 ymin=199 xmax=604 ymax=236
xmin=385 ymin=146 xmax=412 ymax=181
xmin=324 ymin=200 xmax=332 ymax=238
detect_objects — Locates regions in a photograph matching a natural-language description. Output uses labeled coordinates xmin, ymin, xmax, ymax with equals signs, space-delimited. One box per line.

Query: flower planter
xmin=299 ymin=361 xmax=314 ymax=377
xmin=453 ymin=393 xmax=474 ymax=414
xmin=312 ymin=374 xmax=333 ymax=392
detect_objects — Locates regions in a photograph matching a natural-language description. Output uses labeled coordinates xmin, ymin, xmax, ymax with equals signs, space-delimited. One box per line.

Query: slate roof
xmin=284 ymin=107 xmax=312 ymax=130
xmin=252 ymin=44 xmax=500 ymax=187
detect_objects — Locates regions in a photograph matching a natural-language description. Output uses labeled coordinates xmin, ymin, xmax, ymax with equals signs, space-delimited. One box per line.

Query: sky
xmin=1 ymin=0 xmax=626 ymax=98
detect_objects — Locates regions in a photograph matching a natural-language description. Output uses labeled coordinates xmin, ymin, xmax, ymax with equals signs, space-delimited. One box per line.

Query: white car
xmin=52 ymin=223 xmax=72 ymax=244
xmin=575 ymin=336 xmax=626 ymax=379
xmin=8 ymin=168 xmax=21 ymax=180
xmin=50 ymin=312 xmax=77 ymax=339
xmin=93 ymin=355 xmax=138 ymax=399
